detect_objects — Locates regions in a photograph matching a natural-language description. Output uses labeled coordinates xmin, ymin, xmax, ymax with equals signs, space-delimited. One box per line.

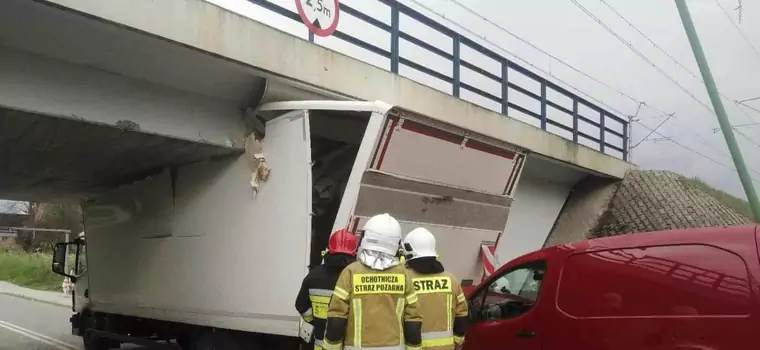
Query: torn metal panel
xmin=244 ymin=133 xmax=270 ymax=196
xmin=354 ymin=171 xmax=512 ymax=231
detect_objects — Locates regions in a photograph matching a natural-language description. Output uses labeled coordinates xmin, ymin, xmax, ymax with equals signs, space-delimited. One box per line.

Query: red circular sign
xmin=295 ymin=0 xmax=340 ymax=37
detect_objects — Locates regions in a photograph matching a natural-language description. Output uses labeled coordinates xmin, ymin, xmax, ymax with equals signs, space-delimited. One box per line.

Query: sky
xmin=207 ymin=0 xmax=760 ymax=200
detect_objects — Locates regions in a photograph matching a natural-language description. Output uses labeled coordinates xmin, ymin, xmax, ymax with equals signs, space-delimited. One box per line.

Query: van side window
xmin=557 ymin=245 xmax=751 ymax=318
xmin=470 ymin=261 xmax=546 ymax=322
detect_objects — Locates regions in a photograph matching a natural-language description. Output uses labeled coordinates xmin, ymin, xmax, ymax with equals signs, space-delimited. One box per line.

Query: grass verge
xmin=681 ymin=177 xmax=752 ymax=219
xmin=0 ymin=250 xmax=61 ymax=291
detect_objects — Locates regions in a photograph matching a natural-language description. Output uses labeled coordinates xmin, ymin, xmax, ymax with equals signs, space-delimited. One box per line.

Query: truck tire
xmin=83 ymin=331 xmax=118 ymax=350
xmin=193 ymin=332 xmax=244 ymax=350
xmin=81 ymin=311 xmax=119 ymax=350
xmin=176 ymin=338 xmax=191 ymax=350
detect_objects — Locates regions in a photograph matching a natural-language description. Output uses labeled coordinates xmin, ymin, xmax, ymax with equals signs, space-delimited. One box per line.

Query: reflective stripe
xmin=456 ymin=293 xmax=466 ymax=303
xmin=422 ymin=331 xmax=454 ymax=348
xmin=309 ymin=295 xmax=331 ymax=319
xmin=315 ymin=339 xmax=324 ymax=349
xmin=411 ymin=276 xmax=452 ymax=295
xmin=422 ymin=331 xmax=453 ymax=339
xmin=405 ymin=293 xmax=418 ymax=304
xmin=406 ymin=347 xmax=422 ymax=350
xmin=395 ymin=298 xmax=405 ymax=346
xmin=353 ymin=273 xmax=406 ymax=295
xmin=352 ymin=298 xmax=363 ymax=347
xmin=344 ymin=346 xmax=404 ymax=350
xmin=446 ymin=294 xmax=452 ymax=331
xmin=310 ymin=288 xmax=334 ymax=297
xmin=302 ymin=308 xmax=314 ymax=323
xmin=334 ymin=287 xmax=350 ymax=300
xmin=323 ymin=340 xmax=342 ymax=350
xmin=421 ymin=338 xmax=453 ymax=348
xmin=453 ymin=335 xmax=464 ymax=344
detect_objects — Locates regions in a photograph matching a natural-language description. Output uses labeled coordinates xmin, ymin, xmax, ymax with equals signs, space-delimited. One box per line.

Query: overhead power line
xmin=407 ymin=0 xmax=760 ymax=174
xmin=403 ymin=0 xmax=637 ymax=119
xmin=738 ymin=96 xmax=760 ymax=104
xmin=571 ymin=0 xmax=760 ymax=159
xmin=596 ymin=0 xmax=760 ymax=153
xmin=570 ymin=0 xmax=715 ymax=115
xmin=738 ymin=101 xmax=760 ymax=115
xmin=714 ymin=0 xmax=760 ymax=62
xmin=600 ymin=0 xmax=758 ymax=125
xmin=631 ymin=113 xmax=674 ymax=149
xmin=635 ymin=120 xmax=760 ymax=183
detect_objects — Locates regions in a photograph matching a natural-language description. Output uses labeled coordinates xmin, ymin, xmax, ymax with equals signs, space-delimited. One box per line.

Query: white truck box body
xmin=82 ymin=101 xmax=525 ymax=337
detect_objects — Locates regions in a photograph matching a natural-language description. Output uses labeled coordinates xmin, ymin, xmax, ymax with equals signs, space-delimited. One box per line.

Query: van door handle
xmin=515 ymin=330 xmax=535 ymax=338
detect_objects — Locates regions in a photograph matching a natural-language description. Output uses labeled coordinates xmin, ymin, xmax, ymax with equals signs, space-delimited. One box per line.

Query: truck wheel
xmin=176 ymin=335 xmax=195 ymax=350
xmin=83 ymin=331 xmax=118 ymax=350
xmin=193 ymin=332 xmax=243 ymax=350
xmin=81 ymin=312 xmax=119 ymax=350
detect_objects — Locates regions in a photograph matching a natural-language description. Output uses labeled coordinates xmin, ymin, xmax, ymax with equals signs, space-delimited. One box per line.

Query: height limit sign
xmin=295 ymin=0 xmax=340 ymax=37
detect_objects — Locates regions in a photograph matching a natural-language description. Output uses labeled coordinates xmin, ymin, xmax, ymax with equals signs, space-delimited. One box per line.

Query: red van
xmin=463 ymin=225 xmax=760 ymax=349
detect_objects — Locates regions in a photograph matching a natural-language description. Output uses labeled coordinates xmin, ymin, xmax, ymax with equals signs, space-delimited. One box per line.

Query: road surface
xmin=0 ymin=293 xmax=153 ymax=349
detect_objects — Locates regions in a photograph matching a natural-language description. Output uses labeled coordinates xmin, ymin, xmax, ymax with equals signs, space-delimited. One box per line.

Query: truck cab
xmin=52 ymin=232 xmax=90 ymax=334
xmin=463 ymin=224 xmax=760 ymax=350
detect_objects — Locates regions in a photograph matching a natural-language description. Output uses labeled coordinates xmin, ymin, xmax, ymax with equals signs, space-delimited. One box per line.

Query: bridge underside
xmin=0 ymin=108 xmax=242 ymax=202
xmin=0 ymin=0 xmax=268 ymax=202
xmin=0 ymin=0 xmax=355 ymax=203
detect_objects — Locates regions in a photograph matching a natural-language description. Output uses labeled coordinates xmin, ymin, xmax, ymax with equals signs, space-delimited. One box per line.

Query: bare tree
xmin=14 ymin=202 xmax=82 ymax=252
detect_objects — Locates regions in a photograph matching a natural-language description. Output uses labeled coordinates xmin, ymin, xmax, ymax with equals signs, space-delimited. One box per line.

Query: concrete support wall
xmin=495 ymin=176 xmax=574 ymax=265
xmin=543 ymin=176 xmax=620 ymax=247
xmin=0 ymin=46 xmax=245 ymax=147
xmin=592 ymin=171 xmax=752 ymax=236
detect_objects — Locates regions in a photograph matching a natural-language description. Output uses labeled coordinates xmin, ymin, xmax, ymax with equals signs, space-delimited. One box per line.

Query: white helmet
xmin=359 ymin=213 xmax=402 ymax=256
xmin=402 ymin=227 xmax=437 ymax=261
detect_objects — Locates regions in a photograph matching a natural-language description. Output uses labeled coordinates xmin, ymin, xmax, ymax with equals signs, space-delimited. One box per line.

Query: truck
xmin=462 ymin=224 xmax=760 ymax=350
xmin=51 ymin=98 xmax=527 ymax=349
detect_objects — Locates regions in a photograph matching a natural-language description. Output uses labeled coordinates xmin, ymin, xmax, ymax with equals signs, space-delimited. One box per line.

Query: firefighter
xmin=402 ymin=227 xmax=468 ymax=350
xmin=323 ymin=213 xmax=423 ymax=350
xmin=295 ymin=229 xmax=359 ymax=350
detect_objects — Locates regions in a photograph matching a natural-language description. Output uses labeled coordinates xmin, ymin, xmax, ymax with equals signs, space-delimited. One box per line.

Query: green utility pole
xmin=675 ymin=0 xmax=760 ymax=222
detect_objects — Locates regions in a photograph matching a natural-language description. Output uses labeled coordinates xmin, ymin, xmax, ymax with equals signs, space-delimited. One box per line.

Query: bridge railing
xmin=248 ymin=0 xmax=629 ymax=160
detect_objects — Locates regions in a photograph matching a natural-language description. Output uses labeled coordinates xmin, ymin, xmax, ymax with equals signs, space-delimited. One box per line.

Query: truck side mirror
xmin=52 ymin=242 xmax=76 ymax=280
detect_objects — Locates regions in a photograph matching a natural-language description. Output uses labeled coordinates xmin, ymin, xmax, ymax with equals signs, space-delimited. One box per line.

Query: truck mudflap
xmin=70 ymin=313 xmax=81 ymax=336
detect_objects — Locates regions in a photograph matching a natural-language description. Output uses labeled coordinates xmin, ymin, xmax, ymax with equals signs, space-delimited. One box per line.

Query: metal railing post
xmin=390 ymin=2 xmax=400 ymax=73
xmin=599 ymin=113 xmax=606 ymax=153
xmin=572 ymin=100 xmax=579 ymax=143
xmin=501 ymin=61 xmax=509 ymax=115
xmin=623 ymin=118 xmax=630 ymax=161
xmin=540 ymin=82 xmax=547 ymax=130
xmin=453 ymin=35 xmax=461 ymax=97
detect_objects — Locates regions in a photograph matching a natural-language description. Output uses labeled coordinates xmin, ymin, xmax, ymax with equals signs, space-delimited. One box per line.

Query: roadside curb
xmin=0 ymin=291 xmax=70 ymax=309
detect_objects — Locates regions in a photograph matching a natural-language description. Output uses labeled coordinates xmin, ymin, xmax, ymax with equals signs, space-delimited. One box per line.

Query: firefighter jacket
xmin=323 ymin=261 xmax=423 ymax=350
xmin=296 ymin=254 xmax=356 ymax=350
xmin=406 ymin=268 xmax=469 ymax=349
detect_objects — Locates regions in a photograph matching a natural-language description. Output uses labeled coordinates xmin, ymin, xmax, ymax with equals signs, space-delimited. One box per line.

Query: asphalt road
xmin=0 ymin=294 xmax=154 ymax=350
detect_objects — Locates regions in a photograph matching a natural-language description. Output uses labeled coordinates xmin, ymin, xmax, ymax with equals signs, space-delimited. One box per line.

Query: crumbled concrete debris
xmin=115 ymin=120 xmax=140 ymax=131
xmin=245 ymin=134 xmax=270 ymax=196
